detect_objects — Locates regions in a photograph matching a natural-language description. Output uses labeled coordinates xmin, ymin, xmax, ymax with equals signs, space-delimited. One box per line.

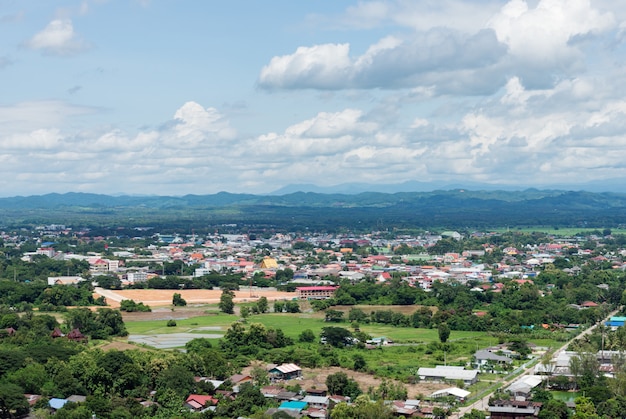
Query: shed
xmin=269 ymin=363 xmax=302 ymax=380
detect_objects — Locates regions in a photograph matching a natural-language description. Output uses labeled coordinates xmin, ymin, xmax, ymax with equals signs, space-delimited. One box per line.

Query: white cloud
xmin=262 ymin=0 xmax=617 ymax=94
xmin=25 ymin=19 xmax=90 ymax=56
xmin=336 ymin=0 xmax=502 ymax=33
xmin=173 ymin=101 xmax=236 ymax=144
xmin=259 ymin=29 xmax=506 ymax=93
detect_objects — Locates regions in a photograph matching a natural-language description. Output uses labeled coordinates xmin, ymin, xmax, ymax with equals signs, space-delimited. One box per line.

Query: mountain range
xmin=0 ymin=188 xmax=625 ymax=229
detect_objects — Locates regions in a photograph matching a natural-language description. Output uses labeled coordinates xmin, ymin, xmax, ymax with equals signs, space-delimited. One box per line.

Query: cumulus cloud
xmin=259 ymin=28 xmax=507 ymax=93
xmin=487 ymin=0 xmax=615 ymax=87
xmin=262 ymin=0 xmax=616 ymax=94
xmin=25 ymin=19 xmax=90 ymax=56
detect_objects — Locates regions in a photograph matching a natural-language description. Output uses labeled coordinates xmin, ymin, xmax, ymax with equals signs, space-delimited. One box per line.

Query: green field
xmin=124 ymin=311 xmax=490 ymax=344
xmin=490 ymin=227 xmax=626 ymax=236
xmin=125 ymin=313 xmax=238 ymax=335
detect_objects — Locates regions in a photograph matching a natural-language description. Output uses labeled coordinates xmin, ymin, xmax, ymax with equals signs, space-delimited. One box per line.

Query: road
xmin=452 ymin=307 xmax=621 ymax=418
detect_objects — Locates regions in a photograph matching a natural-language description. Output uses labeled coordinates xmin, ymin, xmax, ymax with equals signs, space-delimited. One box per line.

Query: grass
xmin=124 ymin=310 xmax=490 ymax=346
xmin=125 ymin=313 xmax=238 ymax=335
xmin=490 ymin=227 xmax=626 ymax=236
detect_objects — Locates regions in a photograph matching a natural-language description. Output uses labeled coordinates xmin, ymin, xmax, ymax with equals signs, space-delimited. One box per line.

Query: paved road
xmin=452 ymin=307 xmax=621 ymax=418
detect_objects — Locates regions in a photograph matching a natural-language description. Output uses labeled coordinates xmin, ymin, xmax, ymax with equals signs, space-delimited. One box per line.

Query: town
xmin=1 ymin=223 xmax=626 ymax=418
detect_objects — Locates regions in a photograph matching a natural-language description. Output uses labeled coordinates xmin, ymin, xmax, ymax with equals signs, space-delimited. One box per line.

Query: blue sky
xmin=1 ymin=0 xmax=626 ymax=196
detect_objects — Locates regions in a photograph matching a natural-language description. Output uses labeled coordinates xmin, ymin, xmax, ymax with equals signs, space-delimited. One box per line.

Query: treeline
xmin=127 ymin=271 xmax=244 ymax=291
xmin=0 ymin=280 xmax=105 ymax=311
xmin=316 ymin=274 xmax=618 ymax=333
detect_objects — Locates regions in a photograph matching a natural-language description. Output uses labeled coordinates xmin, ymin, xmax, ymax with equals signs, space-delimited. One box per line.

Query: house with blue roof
xmin=279 ymin=400 xmax=307 ymax=412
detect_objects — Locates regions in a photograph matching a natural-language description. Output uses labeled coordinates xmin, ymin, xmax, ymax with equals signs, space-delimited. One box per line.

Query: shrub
xmin=167 ymin=320 xmax=177 ymax=327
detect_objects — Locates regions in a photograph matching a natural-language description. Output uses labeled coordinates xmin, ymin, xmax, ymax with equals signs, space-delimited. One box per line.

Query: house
xmin=47 ymin=276 xmax=85 ymax=286
xmin=49 ymin=398 xmax=68 ymax=411
xmin=265 ymin=407 xmax=302 ymax=418
xmin=185 ymin=394 xmax=218 ymax=411
xmin=390 ymin=399 xmax=420 ymax=416
xmin=51 ymin=327 xmax=65 ymax=338
xmin=301 ymin=395 xmax=329 ymax=410
xmin=431 ymin=387 xmax=470 ymax=402
xmin=269 ymin=363 xmax=302 ymax=380
xmin=66 ymin=395 xmax=86 ymax=404
xmin=261 ymin=385 xmax=284 ymax=398
xmin=276 ymin=391 xmax=300 ymax=401
xmin=488 ymin=400 xmax=542 ymax=419
xmin=474 ymin=349 xmax=513 ymax=367
xmin=278 ymin=400 xmax=308 ymax=412
xmin=505 ymin=375 xmax=543 ymax=400
xmin=228 ymin=373 xmax=253 ymax=385
xmin=67 ymin=328 xmax=87 ymax=343
xmin=417 ymin=366 xmax=479 ymax=385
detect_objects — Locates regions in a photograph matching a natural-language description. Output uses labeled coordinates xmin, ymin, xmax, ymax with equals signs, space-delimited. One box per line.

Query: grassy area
xmin=552 ymin=390 xmax=580 ymax=402
xmin=490 ymin=227 xmax=626 ymax=236
xmin=124 ymin=310 xmax=490 ymax=346
xmin=125 ymin=313 xmax=238 ymax=335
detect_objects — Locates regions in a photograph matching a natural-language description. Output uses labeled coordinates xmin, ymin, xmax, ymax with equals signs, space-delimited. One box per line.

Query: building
xmin=47 ymin=276 xmax=85 ymax=286
xmin=417 ymin=366 xmax=479 ymax=385
xmin=296 ymin=286 xmax=338 ymax=300
xmin=269 ymin=363 xmax=302 ymax=380
xmin=126 ymin=271 xmax=148 ymax=284
xmin=474 ymin=349 xmax=513 ymax=367
xmin=431 ymin=387 xmax=470 ymax=402
xmin=488 ymin=400 xmax=542 ymax=419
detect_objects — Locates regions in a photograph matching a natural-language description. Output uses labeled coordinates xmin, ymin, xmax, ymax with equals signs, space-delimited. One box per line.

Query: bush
xmin=167 ymin=320 xmax=177 ymax=327
xmin=172 ymin=293 xmax=187 ymax=307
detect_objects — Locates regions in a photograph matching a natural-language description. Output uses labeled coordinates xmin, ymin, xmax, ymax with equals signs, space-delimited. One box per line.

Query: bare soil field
xmin=95 ymin=288 xmax=297 ymax=308
xmin=244 ymin=365 xmax=448 ymax=399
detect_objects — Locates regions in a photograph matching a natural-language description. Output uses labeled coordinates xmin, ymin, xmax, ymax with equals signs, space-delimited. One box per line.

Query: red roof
xmin=186 ymin=394 xmax=218 ymax=407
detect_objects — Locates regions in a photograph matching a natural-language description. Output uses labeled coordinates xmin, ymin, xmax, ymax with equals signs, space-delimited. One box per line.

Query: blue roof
xmin=49 ymin=398 xmax=68 ymax=410
xmin=606 ymin=321 xmax=625 ymax=327
xmin=279 ymin=401 xmax=307 ymax=411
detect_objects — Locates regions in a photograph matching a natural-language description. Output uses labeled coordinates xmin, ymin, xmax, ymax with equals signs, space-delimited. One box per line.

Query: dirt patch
xmin=97 ymin=289 xmax=297 ymax=308
xmin=243 ymin=365 xmax=448 ymax=399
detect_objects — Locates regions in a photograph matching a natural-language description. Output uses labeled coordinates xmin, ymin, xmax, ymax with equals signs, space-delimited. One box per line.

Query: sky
xmin=2 ymin=0 xmax=626 ymax=197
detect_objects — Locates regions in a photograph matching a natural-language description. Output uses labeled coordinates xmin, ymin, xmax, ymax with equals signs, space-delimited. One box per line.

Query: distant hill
xmin=0 ymin=189 xmax=625 ymax=229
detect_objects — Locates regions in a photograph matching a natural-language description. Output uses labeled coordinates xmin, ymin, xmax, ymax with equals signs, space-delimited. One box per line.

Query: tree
xmin=172 ymin=293 xmax=186 ymax=307
xmin=438 ymin=322 xmax=451 ymax=343
xmin=326 ymin=372 xmax=361 ymax=399
xmin=462 ymin=409 xmax=487 ymax=419
xmin=240 ymin=306 xmax=250 ymax=320
xmin=572 ymin=396 xmax=599 ymax=419
xmin=353 ymin=354 xmax=367 ymax=372
xmin=185 ymin=337 xmax=212 ymax=353
xmin=321 ymin=327 xmax=354 ymax=347
xmin=256 ymin=296 xmax=268 ymax=313
xmin=538 ymin=399 xmax=569 ymax=419
xmin=219 ymin=289 xmax=235 ymax=314
xmin=0 ymin=382 xmax=29 ymax=418
xmin=298 ymin=329 xmax=316 ymax=343
xmin=325 ymin=309 xmax=345 ymax=322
